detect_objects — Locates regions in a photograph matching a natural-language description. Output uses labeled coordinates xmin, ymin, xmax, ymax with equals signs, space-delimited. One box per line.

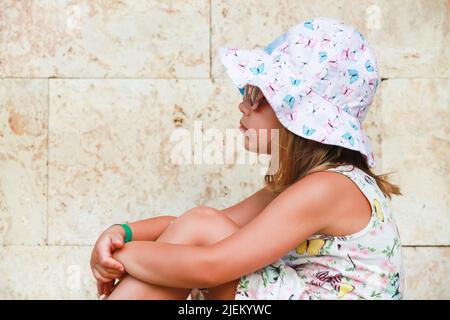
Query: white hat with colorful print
xmin=219 ymin=17 xmax=380 ymax=168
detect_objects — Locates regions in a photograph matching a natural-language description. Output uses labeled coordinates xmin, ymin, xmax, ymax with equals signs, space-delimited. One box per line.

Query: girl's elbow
xmin=205 ymin=253 xmax=250 ymax=288
xmin=201 ymin=249 xmax=225 ymax=287
xmin=205 ymin=265 xmax=237 ymax=288
xmin=203 ymin=253 xmax=237 ymax=287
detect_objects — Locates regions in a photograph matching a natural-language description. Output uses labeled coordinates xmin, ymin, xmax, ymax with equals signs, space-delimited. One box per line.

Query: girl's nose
xmin=239 ymin=101 xmax=249 ymax=116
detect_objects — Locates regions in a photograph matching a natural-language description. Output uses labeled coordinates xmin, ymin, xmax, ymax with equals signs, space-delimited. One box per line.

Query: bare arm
xmin=115 ymin=186 xmax=276 ymax=241
xmin=112 ymin=171 xmax=341 ymax=288
xmin=126 ymin=215 xmax=177 ymax=241
xmin=105 ymin=186 xmax=276 ymax=287
xmin=96 ymin=190 xmax=270 ymax=291
xmin=219 ymin=186 xmax=278 ymax=227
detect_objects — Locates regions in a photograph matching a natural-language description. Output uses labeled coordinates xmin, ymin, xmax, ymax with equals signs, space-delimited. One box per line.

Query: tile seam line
xmin=0 ymin=77 xmax=214 ymax=80
xmin=209 ymin=0 xmax=212 ymax=80
xmin=0 ymin=77 xmax=449 ymax=80
xmin=46 ymin=79 xmax=49 ymax=246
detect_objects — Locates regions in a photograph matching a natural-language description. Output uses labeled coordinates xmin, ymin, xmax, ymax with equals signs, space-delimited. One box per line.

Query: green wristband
xmin=112 ymin=223 xmax=133 ymax=243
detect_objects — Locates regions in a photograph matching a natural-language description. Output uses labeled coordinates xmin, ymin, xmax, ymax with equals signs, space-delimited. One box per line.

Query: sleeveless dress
xmin=233 ymin=164 xmax=404 ymax=300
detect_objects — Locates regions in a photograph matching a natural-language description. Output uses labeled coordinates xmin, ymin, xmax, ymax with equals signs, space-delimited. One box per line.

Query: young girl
xmin=90 ymin=17 xmax=404 ymax=300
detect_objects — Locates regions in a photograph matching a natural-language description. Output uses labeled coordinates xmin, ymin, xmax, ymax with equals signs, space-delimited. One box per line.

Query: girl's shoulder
xmin=323 ymin=164 xmax=383 ymax=199
xmin=305 ymin=163 xmax=376 ymax=197
xmin=307 ymin=163 xmax=392 ymax=240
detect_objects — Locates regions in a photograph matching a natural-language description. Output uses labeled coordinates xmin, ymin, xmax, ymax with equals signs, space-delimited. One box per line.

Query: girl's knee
xmin=160 ymin=207 xmax=220 ymax=244
xmin=177 ymin=206 xmax=238 ymax=230
xmin=174 ymin=206 xmax=221 ymax=228
xmin=180 ymin=206 xmax=221 ymax=220
xmin=169 ymin=206 xmax=240 ymax=245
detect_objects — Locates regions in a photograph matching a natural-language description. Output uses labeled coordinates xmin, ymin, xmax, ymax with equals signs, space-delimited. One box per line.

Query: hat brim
xmin=218 ymin=46 xmax=376 ymax=168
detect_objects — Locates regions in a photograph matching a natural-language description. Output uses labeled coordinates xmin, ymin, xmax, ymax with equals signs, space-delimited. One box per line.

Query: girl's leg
xmin=106 ymin=217 xmax=194 ymax=300
xmin=158 ymin=207 xmax=241 ymax=300
xmin=105 ymin=274 xmax=191 ymax=300
xmin=107 ymin=207 xmax=240 ymax=300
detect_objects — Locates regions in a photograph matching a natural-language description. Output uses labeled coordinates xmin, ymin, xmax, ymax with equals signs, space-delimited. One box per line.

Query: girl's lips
xmin=239 ymin=121 xmax=248 ymax=132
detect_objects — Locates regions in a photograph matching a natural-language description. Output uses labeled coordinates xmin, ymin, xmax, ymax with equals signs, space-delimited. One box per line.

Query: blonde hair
xmin=264 ymin=126 xmax=402 ymax=199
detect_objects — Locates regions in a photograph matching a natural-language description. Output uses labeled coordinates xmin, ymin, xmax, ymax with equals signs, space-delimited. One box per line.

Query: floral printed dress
xmin=234 ymin=164 xmax=404 ymax=300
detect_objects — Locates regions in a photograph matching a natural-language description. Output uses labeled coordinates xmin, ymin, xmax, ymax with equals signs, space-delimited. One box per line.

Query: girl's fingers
xmin=117 ymin=271 xmax=126 ymax=280
xmin=104 ymin=267 xmax=123 ymax=275
xmin=105 ymin=281 xmax=116 ymax=296
xmin=99 ymin=256 xmax=124 ymax=272
xmin=96 ymin=265 xmax=118 ymax=280
xmin=109 ymin=234 xmax=124 ymax=249
xmin=96 ymin=260 xmax=122 ymax=275
xmin=99 ymin=286 xmax=108 ymax=300
xmin=93 ymin=268 xmax=112 ymax=283
xmin=102 ymin=282 xmax=110 ymax=297
xmin=96 ymin=280 xmax=103 ymax=296
xmin=101 ymin=282 xmax=109 ymax=297
xmin=96 ymin=264 xmax=125 ymax=280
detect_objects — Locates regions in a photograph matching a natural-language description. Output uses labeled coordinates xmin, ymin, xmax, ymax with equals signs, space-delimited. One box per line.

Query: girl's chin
xmin=243 ymin=141 xmax=271 ymax=154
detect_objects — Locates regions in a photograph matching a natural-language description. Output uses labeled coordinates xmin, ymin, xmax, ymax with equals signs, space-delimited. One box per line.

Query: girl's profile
xmin=90 ymin=17 xmax=404 ymax=300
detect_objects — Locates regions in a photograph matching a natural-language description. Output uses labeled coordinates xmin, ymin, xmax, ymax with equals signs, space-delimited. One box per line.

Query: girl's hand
xmin=90 ymin=225 xmax=126 ymax=292
xmin=97 ymin=280 xmax=114 ymax=299
xmin=97 ymin=274 xmax=125 ymax=298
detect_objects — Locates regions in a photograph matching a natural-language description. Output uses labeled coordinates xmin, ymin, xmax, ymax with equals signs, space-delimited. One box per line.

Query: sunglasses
xmin=243 ymin=84 xmax=264 ymax=106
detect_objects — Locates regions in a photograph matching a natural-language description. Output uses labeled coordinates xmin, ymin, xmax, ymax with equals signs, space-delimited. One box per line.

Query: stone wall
xmin=0 ymin=0 xmax=448 ymax=299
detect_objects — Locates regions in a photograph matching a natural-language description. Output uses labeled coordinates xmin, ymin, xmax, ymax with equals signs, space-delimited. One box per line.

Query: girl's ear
xmin=250 ymin=101 xmax=260 ymax=110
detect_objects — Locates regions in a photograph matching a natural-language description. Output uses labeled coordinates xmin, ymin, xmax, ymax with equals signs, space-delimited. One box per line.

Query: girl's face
xmin=239 ymin=85 xmax=282 ymax=154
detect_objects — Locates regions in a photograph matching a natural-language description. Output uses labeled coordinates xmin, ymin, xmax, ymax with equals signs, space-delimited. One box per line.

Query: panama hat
xmin=219 ymin=17 xmax=380 ymax=168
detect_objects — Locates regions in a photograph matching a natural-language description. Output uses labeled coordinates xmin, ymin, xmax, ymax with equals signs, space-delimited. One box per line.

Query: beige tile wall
xmin=0 ymin=0 xmax=448 ymax=299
